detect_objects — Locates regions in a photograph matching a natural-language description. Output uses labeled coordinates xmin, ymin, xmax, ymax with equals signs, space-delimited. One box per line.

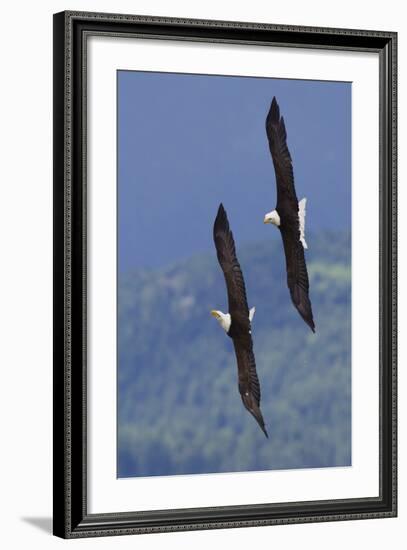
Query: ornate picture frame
xmin=53 ymin=10 xmax=397 ymax=538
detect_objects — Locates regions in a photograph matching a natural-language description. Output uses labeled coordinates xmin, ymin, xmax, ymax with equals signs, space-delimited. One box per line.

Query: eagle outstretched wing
xmin=213 ymin=203 xmax=249 ymax=318
xmin=281 ymin=226 xmax=315 ymax=332
xmin=266 ymin=96 xmax=298 ymax=210
xmin=234 ymin=345 xmax=268 ymax=438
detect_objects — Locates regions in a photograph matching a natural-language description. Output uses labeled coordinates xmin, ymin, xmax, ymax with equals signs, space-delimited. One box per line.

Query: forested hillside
xmin=118 ymin=232 xmax=351 ymax=478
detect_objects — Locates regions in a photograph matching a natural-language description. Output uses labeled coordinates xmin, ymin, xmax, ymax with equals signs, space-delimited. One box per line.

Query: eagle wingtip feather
xmin=214 ymin=203 xmax=229 ymax=231
xmin=263 ymin=427 xmax=269 ymax=438
xmin=268 ymin=96 xmax=280 ymax=124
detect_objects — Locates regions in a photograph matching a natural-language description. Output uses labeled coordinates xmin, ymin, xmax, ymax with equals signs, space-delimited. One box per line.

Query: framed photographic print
xmin=53 ymin=10 xmax=397 ymax=538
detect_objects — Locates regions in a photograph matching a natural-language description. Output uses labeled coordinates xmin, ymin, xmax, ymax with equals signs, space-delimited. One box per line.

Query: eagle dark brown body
xmin=213 ymin=204 xmax=268 ymax=438
xmin=265 ymin=97 xmax=315 ymax=333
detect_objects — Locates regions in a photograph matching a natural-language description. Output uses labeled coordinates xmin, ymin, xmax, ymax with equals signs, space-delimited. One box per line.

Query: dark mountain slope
xmin=118 ymin=232 xmax=351 ymax=477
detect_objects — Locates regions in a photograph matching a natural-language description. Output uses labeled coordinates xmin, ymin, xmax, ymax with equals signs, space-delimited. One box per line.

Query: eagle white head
xmin=263 ymin=209 xmax=281 ymax=227
xmin=211 ymin=310 xmax=231 ymax=332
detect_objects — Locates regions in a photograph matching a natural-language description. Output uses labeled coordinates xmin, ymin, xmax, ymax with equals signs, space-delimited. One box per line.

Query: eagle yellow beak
xmin=264 ymin=215 xmax=271 ymax=224
xmin=211 ymin=310 xmax=220 ymax=319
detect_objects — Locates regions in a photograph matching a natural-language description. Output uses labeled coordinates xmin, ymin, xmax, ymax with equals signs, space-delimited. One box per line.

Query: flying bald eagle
xmin=263 ymin=97 xmax=315 ymax=333
xmin=211 ymin=203 xmax=268 ymax=438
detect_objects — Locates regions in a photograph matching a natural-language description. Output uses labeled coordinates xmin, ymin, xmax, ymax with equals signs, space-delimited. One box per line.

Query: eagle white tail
xmin=249 ymin=307 xmax=256 ymax=322
xmin=298 ymin=198 xmax=308 ymax=249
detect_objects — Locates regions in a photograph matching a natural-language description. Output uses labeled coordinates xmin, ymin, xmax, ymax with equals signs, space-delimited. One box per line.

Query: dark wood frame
xmin=53 ymin=10 xmax=397 ymax=539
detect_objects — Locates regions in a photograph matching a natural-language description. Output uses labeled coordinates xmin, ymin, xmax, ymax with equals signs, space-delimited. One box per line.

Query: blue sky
xmin=118 ymin=71 xmax=351 ymax=271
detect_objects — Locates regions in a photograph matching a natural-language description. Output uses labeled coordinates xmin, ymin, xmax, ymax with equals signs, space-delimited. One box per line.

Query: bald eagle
xmin=211 ymin=203 xmax=268 ymax=438
xmin=263 ymin=97 xmax=315 ymax=333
